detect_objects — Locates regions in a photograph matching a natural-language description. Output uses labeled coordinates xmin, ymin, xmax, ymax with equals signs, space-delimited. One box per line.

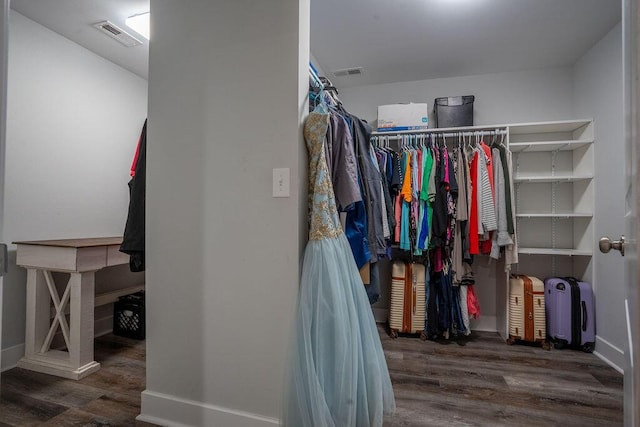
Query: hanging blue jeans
xmin=435 ymin=272 xmax=451 ymax=333
xmin=446 ymin=269 xmax=466 ymax=335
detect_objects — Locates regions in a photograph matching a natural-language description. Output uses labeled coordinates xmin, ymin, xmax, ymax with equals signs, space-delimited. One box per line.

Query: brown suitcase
xmin=508 ymin=274 xmax=549 ymax=349
xmin=389 ymin=262 xmax=426 ymax=338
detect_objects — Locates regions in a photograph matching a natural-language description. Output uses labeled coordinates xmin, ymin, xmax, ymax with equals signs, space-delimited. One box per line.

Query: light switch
xmin=273 ymin=168 xmax=290 ymax=197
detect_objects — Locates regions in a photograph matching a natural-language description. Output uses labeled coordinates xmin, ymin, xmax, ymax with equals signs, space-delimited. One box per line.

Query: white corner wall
xmin=1 ymin=11 xmax=147 ymax=368
xmin=572 ymin=22 xmax=625 ymax=371
xmin=141 ymin=1 xmax=308 ymax=425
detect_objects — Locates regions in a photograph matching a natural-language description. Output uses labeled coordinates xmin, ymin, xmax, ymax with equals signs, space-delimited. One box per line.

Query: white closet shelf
xmin=518 ymin=248 xmax=593 ymax=256
xmin=515 ymin=213 xmax=593 ymax=218
xmin=508 ymin=119 xmax=593 ymax=134
xmin=509 ymin=139 xmax=593 ymax=152
xmin=513 ymin=175 xmax=593 ymax=183
xmin=371 ymin=124 xmax=507 ymax=136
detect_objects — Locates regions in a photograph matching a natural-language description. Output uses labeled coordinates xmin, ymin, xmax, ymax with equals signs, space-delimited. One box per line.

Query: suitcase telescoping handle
xmin=563 ymin=277 xmax=582 ymax=347
xmin=565 ymin=277 xmax=588 ymax=332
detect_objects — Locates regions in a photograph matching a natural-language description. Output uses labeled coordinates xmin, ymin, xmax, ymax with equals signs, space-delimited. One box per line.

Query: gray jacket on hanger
xmin=349 ymin=114 xmax=386 ymax=259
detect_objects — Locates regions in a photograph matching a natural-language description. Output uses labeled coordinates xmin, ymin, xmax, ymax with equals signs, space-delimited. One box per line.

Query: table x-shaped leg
xmin=18 ymin=268 xmax=100 ymax=379
xmin=40 ymin=270 xmax=71 ymax=353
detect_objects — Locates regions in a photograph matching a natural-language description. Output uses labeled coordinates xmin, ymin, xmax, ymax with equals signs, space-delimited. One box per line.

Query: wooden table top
xmin=13 ymin=237 xmax=123 ymax=248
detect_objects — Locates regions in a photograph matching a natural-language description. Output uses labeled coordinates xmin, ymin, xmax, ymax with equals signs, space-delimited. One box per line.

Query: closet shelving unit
xmin=503 ymin=118 xmax=595 ymax=337
xmin=370 ymin=119 xmax=594 ymax=339
xmin=509 ymin=120 xmax=594 ymax=259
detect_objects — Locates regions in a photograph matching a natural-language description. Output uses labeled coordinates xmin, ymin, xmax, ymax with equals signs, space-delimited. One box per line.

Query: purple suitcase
xmin=544 ymin=277 xmax=595 ymax=352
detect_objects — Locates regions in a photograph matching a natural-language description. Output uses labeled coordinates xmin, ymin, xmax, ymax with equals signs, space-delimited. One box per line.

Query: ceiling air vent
xmin=93 ymin=21 xmax=143 ymax=47
xmin=333 ymin=67 xmax=363 ymax=77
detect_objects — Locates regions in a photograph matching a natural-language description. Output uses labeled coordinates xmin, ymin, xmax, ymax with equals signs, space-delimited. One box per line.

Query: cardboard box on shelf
xmin=377 ymin=103 xmax=429 ymax=132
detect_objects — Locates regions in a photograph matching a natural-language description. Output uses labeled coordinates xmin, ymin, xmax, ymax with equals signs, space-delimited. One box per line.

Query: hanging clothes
xmin=371 ymin=128 xmax=515 ymax=341
xmin=120 ymin=119 xmax=147 ymax=272
xmin=431 ymin=146 xmax=458 ymax=249
xmin=504 ymin=147 xmax=519 ymax=267
xmin=350 ymin=115 xmax=387 ymax=258
xmin=325 ymin=112 xmax=361 ymax=211
xmin=468 ymin=147 xmax=480 ymax=255
xmin=490 ymin=146 xmax=514 ymax=259
xmin=452 ymin=147 xmax=469 ymax=284
xmin=324 ymin=109 xmax=376 ymax=290
xmin=284 ymin=110 xmax=395 ymax=427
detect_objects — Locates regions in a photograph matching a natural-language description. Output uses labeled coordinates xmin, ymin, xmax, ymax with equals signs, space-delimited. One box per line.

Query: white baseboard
xmin=139 ymin=390 xmax=280 ymax=427
xmin=594 ymin=335 xmax=625 ymax=374
xmin=1 ymin=343 xmax=24 ymax=372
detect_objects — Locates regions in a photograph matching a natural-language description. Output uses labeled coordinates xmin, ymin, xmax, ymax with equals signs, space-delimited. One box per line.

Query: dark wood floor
xmin=0 ymin=334 xmax=154 ymax=427
xmin=1 ymin=327 xmax=623 ymax=426
xmin=381 ymin=325 xmax=623 ymax=426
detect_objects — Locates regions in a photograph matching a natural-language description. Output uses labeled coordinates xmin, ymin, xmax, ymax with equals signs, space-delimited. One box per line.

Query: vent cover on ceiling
xmin=93 ymin=21 xmax=142 ymax=47
xmin=333 ymin=67 xmax=363 ymax=77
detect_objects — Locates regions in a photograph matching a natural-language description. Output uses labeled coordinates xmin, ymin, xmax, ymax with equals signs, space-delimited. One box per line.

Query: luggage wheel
xmin=506 ymin=337 xmax=515 ymax=345
xmin=542 ymin=341 xmax=551 ymax=351
xmin=389 ymin=329 xmax=399 ymax=339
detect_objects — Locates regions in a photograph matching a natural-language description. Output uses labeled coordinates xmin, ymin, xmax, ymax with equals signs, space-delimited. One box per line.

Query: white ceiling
xmin=312 ymin=0 xmax=622 ymax=88
xmin=10 ymin=0 xmax=621 ymax=88
xmin=10 ymin=0 xmax=150 ymax=79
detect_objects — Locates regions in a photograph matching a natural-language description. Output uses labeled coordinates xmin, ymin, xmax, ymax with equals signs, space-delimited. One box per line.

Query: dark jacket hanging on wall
xmin=120 ymin=119 xmax=147 ymax=272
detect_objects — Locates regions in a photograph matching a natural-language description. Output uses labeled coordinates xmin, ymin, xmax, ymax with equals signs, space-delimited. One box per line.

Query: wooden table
xmin=14 ymin=237 xmax=129 ymax=380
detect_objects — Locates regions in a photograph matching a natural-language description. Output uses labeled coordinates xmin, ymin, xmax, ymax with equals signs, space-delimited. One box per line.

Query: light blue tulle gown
xmin=284 ymin=111 xmax=395 ymax=426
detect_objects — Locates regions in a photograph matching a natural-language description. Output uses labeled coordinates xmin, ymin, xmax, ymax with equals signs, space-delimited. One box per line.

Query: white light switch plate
xmin=272 ymin=168 xmax=290 ymax=197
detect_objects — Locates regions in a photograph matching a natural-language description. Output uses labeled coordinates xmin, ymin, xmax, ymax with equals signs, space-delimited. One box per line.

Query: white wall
xmin=310 ymin=52 xmax=326 ymax=77
xmin=338 ymin=66 xmax=576 ymax=328
xmin=339 ymin=66 xmax=575 ymax=127
xmin=141 ymin=1 xmax=308 ymax=425
xmin=1 ymin=11 xmax=147 ymax=367
xmin=572 ymin=22 xmax=625 ymax=371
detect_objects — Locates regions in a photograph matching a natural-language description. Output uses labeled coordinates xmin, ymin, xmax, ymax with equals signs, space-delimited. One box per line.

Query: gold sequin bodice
xmin=304 ymin=112 xmax=343 ymax=240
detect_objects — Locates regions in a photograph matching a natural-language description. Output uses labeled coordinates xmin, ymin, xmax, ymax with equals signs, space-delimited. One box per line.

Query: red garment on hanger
xmin=467 ymin=285 xmax=481 ymax=319
xmin=469 ymin=150 xmax=479 ymax=254
xmin=130 ymin=135 xmax=142 ymax=177
xmin=480 ymin=235 xmax=493 ymax=254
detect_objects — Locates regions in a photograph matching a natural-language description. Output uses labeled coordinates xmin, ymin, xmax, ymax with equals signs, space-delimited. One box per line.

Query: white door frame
xmin=623 ymin=0 xmax=639 ymax=425
xmin=0 ymin=0 xmax=8 ymax=380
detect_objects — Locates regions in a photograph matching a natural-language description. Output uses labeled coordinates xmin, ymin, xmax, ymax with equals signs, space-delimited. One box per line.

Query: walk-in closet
xmin=0 ymin=1 xmax=637 ymax=426
xmin=305 ymin=0 xmax=627 ymax=424
xmin=310 ymin=2 xmax=618 ymax=340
